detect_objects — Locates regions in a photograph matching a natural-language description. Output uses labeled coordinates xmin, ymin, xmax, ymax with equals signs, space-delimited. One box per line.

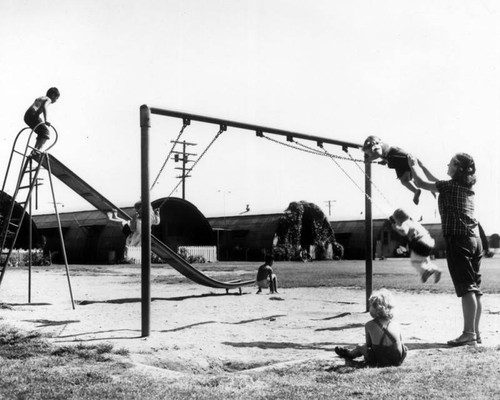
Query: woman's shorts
xmin=445 ymin=236 xmax=483 ymax=297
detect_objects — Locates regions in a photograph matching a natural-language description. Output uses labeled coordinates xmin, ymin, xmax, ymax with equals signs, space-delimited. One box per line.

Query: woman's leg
xmin=461 ymin=292 xmax=477 ymax=333
xmin=474 ymin=293 xmax=482 ymax=338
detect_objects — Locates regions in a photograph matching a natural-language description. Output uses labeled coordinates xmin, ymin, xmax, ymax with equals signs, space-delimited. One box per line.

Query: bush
xmin=177 ymin=247 xmax=206 ymax=264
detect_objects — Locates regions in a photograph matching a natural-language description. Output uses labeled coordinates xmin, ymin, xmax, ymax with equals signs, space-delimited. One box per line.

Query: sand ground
xmin=0 ymin=264 xmax=499 ymax=376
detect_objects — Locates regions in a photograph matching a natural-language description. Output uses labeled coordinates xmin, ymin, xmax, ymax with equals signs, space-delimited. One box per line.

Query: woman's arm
xmin=408 ymin=155 xmax=438 ymax=193
xmin=417 ymin=159 xmax=439 ymax=182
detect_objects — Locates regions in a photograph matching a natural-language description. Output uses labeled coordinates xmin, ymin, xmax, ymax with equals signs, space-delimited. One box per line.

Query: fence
xmin=179 ymin=246 xmax=217 ymax=263
xmin=0 ymin=248 xmax=49 ymax=266
xmin=125 ymin=245 xmax=217 ymax=264
xmin=125 ymin=246 xmax=142 ymax=264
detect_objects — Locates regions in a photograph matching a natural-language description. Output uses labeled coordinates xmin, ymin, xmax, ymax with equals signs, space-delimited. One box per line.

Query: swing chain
xmin=185 ymin=125 xmax=226 ymax=175
xmin=151 ymin=119 xmax=190 ymax=190
xmin=292 ymin=139 xmax=365 ymax=162
xmin=259 ymin=133 xmax=368 ymax=163
xmin=260 ymin=134 xmax=326 ymax=157
xmin=345 ymin=150 xmax=395 ymax=210
xmin=157 ymin=124 xmax=226 ymax=208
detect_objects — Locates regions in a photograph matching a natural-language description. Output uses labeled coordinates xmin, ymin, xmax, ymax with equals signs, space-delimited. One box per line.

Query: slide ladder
xmin=0 ymin=127 xmax=75 ymax=308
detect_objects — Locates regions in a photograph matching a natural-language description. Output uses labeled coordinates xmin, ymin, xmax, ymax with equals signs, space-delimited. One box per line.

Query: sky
xmin=1 ymin=0 xmax=499 ymax=234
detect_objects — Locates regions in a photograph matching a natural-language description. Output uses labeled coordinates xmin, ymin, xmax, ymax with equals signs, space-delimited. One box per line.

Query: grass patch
xmin=1 ymin=323 xmax=499 ymax=399
xmin=4 ymin=259 xmax=500 ymax=398
xmin=151 ymin=257 xmax=500 ymax=295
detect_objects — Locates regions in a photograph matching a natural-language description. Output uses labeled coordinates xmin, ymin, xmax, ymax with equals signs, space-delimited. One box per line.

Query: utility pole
xmin=172 ymin=140 xmax=197 ymax=199
xmin=324 ymin=199 xmax=336 ymax=217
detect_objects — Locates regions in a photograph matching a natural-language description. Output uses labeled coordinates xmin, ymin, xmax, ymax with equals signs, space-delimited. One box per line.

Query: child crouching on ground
xmin=390 ymin=208 xmax=442 ymax=283
xmin=256 ymin=255 xmax=278 ymax=294
xmin=335 ymin=289 xmax=407 ymax=367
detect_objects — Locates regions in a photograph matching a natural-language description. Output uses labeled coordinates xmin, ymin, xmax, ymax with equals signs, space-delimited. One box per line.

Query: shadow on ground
xmin=78 ymin=292 xmax=248 ymax=305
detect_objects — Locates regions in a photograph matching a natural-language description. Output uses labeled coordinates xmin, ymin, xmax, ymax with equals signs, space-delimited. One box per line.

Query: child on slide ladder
xmin=23 ymin=87 xmax=60 ymax=152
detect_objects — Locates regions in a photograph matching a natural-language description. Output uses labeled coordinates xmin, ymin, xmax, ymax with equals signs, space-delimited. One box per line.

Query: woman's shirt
xmin=436 ymin=180 xmax=478 ymax=236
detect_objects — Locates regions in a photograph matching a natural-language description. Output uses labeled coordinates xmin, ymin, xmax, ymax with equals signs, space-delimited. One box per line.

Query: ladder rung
xmin=8 ymin=222 xmax=19 ymax=227
xmin=18 ymin=185 xmax=33 ymax=190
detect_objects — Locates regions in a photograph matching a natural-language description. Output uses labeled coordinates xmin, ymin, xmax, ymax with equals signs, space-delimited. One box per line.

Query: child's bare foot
xmin=335 ymin=347 xmax=355 ymax=359
xmin=413 ymin=189 xmax=422 ymax=205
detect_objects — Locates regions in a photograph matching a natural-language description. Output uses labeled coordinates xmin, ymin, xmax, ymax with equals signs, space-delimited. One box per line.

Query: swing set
xmin=139 ymin=105 xmax=379 ymax=337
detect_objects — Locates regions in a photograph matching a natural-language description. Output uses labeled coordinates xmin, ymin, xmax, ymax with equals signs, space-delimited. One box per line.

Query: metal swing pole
xmin=364 ymin=156 xmax=373 ymax=311
xmin=140 ymin=105 xmax=372 ymax=317
xmin=28 ymin=157 xmax=33 ymax=303
xmin=140 ymin=105 xmax=152 ymax=337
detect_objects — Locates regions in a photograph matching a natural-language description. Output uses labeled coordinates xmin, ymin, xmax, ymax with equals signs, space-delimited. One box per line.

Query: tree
xmin=273 ymin=201 xmax=343 ymax=261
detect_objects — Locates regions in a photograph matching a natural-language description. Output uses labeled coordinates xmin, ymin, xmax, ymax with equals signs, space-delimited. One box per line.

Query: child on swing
xmin=335 ymin=289 xmax=408 ymax=367
xmin=362 ymin=136 xmax=435 ymax=205
xmin=390 ymin=208 xmax=442 ymax=283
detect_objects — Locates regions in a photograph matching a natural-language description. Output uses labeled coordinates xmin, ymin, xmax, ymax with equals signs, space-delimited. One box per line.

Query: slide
xmin=32 ymin=153 xmax=255 ymax=290
xmin=151 ymin=236 xmax=255 ymax=289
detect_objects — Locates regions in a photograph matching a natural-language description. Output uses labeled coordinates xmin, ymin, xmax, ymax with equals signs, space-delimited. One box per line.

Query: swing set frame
xmin=139 ymin=104 xmax=374 ymax=337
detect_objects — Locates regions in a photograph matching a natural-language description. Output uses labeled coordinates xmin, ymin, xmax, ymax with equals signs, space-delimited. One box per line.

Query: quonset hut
xmin=32 ymin=197 xmax=215 ymax=264
xmin=207 ymin=213 xmax=282 ymax=261
xmin=208 ymin=201 xmax=343 ymax=262
xmin=0 ymin=191 xmax=40 ymax=249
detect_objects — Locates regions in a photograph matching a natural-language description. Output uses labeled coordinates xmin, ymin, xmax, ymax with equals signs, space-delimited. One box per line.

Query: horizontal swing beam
xmin=140 ymin=104 xmax=373 ymax=338
xmin=149 ymin=107 xmax=362 ymax=150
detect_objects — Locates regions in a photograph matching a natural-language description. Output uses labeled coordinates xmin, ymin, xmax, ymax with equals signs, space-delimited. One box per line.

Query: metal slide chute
xmin=31 ymin=153 xmax=255 ymax=290
xmin=151 ymin=236 xmax=254 ymax=289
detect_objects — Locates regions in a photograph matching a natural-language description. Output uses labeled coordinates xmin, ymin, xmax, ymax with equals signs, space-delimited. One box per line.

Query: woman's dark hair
xmin=452 ymin=153 xmax=476 ymax=188
xmin=46 ymin=87 xmax=60 ymax=98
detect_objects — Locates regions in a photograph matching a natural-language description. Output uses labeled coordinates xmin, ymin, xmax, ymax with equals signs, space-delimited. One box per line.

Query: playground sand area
xmin=1 ymin=264 xmax=500 ymax=378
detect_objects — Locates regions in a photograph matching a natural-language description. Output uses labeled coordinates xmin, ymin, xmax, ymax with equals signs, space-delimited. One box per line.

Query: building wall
xmin=34 ymin=197 xmax=215 ymax=264
xmin=331 ymin=219 xmax=446 ymax=259
xmin=0 ymin=191 xmax=40 ymax=250
xmin=208 ymin=214 xmax=282 ymax=261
